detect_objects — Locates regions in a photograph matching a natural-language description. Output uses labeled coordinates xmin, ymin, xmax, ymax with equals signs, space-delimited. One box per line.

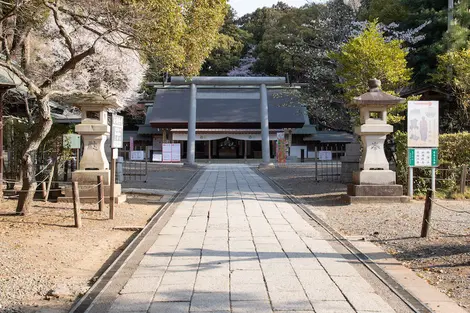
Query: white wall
xmin=290 ymin=146 xmax=313 ymax=158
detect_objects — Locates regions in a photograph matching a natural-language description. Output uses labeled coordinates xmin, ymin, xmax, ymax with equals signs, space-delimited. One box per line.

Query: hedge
xmin=394 ymin=131 xmax=470 ymax=196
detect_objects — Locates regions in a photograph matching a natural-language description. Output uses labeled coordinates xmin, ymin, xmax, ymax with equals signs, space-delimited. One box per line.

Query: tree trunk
xmin=16 ymin=96 xmax=53 ymax=215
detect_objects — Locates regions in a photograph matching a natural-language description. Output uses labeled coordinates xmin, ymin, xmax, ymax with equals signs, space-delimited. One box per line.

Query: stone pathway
xmin=109 ymin=165 xmax=396 ymax=313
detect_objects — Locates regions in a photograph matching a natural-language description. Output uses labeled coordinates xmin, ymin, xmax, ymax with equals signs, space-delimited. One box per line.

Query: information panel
xmin=162 ymin=143 xmax=181 ymax=162
xmin=319 ymin=151 xmax=333 ymax=161
xmin=130 ymin=150 xmax=145 ymax=161
xmin=111 ymin=114 xmax=124 ymax=149
xmin=408 ymin=148 xmax=438 ymax=167
xmin=407 ymin=101 xmax=439 ymax=147
xmin=63 ymin=134 xmax=81 ymax=149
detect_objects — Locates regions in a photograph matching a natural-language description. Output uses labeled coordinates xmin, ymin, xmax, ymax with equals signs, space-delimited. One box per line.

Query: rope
xmin=77 ymin=182 xmax=102 ymax=191
xmin=424 ymin=219 xmax=469 ymax=237
xmin=430 ymin=198 xmax=470 ymax=215
xmin=35 ymin=160 xmax=53 ymax=177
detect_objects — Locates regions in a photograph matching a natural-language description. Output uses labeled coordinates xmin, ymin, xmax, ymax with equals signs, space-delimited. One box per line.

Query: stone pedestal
xmin=344 ymin=79 xmax=409 ymax=204
xmin=341 ymin=142 xmax=361 ymax=183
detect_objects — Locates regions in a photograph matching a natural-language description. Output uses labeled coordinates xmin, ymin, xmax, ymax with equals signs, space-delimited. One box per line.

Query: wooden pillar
xmin=162 ymin=129 xmax=167 ymax=143
xmin=208 ymin=140 xmax=212 ymax=160
xmin=244 ymin=140 xmax=247 ymax=160
xmin=288 ymin=129 xmax=293 ymax=156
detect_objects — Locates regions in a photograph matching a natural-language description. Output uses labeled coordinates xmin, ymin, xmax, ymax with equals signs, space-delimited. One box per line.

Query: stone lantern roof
xmin=351 ymin=79 xmax=405 ymax=107
xmin=71 ymin=94 xmax=121 ymax=110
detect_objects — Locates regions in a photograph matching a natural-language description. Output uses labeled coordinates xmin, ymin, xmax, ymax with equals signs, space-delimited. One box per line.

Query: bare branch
xmin=43 ymin=0 xmax=75 ymax=57
xmin=2 ymin=36 xmax=11 ymax=60
xmin=0 ymin=59 xmax=41 ymax=95
xmin=39 ymin=44 xmax=96 ymax=90
xmin=10 ymin=26 xmax=32 ymax=57
xmin=0 ymin=0 xmax=27 ymax=25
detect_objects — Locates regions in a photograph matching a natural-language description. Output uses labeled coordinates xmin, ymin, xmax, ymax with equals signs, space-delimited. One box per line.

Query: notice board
xmin=162 ymin=143 xmax=181 ymax=162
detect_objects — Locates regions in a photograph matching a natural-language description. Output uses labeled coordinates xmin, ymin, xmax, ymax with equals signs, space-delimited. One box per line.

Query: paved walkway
xmin=109 ymin=165 xmax=396 ymax=313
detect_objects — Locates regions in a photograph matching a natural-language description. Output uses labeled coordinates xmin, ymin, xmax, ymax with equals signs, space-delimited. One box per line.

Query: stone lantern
xmin=59 ymin=94 xmax=126 ymax=203
xmin=344 ymin=79 xmax=409 ymax=203
xmin=72 ymin=95 xmax=117 ymax=184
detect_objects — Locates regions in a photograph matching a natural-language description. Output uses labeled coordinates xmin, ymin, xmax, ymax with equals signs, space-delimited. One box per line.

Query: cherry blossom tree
xmin=0 ymin=0 xmax=227 ymax=214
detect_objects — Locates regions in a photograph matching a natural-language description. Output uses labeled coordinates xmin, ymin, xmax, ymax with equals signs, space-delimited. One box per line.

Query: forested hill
xmin=198 ymin=0 xmax=470 ymax=133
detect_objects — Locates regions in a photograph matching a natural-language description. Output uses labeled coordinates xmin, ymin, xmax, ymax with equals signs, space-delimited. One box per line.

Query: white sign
xmin=152 ymin=153 xmax=162 ymax=162
xmin=318 ymin=151 xmax=333 ymax=161
xmin=112 ymin=148 xmax=118 ymax=160
xmin=162 ymin=143 xmax=181 ymax=162
xmin=276 ymin=132 xmax=285 ymax=140
xmin=111 ymin=114 xmax=124 ymax=149
xmin=130 ymin=150 xmax=145 ymax=161
xmin=407 ymin=101 xmax=439 ymax=147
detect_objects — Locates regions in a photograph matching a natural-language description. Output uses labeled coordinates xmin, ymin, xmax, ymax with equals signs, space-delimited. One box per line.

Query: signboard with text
xmin=408 ymin=148 xmax=438 ymax=167
xmin=63 ymin=134 xmax=81 ymax=149
xmin=162 ymin=143 xmax=181 ymax=163
xmin=111 ymin=114 xmax=124 ymax=149
xmin=130 ymin=150 xmax=145 ymax=161
xmin=407 ymin=101 xmax=439 ymax=148
xmin=319 ymin=151 xmax=333 ymax=161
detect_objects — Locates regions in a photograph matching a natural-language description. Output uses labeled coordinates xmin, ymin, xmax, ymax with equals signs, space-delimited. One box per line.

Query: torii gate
xmin=170 ymin=76 xmax=288 ymax=166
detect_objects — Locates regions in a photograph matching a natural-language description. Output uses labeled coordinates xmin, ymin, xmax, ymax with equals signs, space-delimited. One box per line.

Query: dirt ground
xmin=261 ymin=166 xmax=470 ymax=311
xmin=0 ymin=194 xmax=162 ymax=313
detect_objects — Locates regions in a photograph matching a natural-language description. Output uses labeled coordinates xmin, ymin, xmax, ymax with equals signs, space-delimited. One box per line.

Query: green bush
xmin=394 ymin=131 xmax=470 ymax=197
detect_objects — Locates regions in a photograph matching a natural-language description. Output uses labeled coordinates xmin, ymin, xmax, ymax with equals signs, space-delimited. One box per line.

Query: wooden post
xmin=110 ymin=152 xmax=116 ymax=219
xmin=41 ymin=182 xmax=47 ymax=199
xmin=97 ymin=175 xmax=104 ymax=211
xmin=315 ymin=146 xmax=318 ymax=182
xmin=421 ymin=189 xmax=433 ymax=238
xmin=460 ymin=165 xmax=467 ymax=194
xmin=45 ymin=161 xmax=56 ymax=202
xmin=72 ymin=181 xmax=82 ymax=228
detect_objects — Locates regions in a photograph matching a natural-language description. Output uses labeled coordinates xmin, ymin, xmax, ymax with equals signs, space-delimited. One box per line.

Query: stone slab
xmin=352 ymin=170 xmax=396 ymax=185
xmin=73 ymin=169 xmax=111 ymax=185
xmin=342 ymin=195 xmax=410 ymax=204
xmin=347 ymin=184 xmax=404 ymax=197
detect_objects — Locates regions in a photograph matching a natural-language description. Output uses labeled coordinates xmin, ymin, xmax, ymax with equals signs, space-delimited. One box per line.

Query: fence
xmin=411 ymin=165 xmax=470 ymax=197
xmin=281 ymin=144 xmax=346 ymax=182
xmin=118 ymin=149 xmax=148 ymax=182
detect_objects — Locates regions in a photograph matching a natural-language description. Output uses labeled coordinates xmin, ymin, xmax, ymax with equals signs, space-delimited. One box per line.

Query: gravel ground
xmin=122 ymin=164 xmax=198 ymax=190
xmin=0 ymin=195 xmax=162 ymax=313
xmin=261 ymin=166 xmax=470 ymax=311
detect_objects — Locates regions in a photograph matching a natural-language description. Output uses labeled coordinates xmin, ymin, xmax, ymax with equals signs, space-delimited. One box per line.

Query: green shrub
xmin=394 ymin=131 xmax=470 ymax=197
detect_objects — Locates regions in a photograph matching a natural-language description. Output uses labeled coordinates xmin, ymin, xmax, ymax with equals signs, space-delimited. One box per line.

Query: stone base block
xmin=347 ymin=184 xmax=404 ymax=197
xmin=352 ymin=170 xmax=396 ymax=185
xmin=57 ymin=194 xmax=127 ymax=204
xmin=341 ymin=162 xmax=360 ymax=184
xmin=342 ymin=195 xmax=410 ymax=204
xmin=72 ymin=170 xmax=110 ymax=185
xmin=58 ymin=184 xmax=124 ymax=204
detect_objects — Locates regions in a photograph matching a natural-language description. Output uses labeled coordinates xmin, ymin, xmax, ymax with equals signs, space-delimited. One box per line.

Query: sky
xmin=229 ymin=0 xmax=311 ymax=17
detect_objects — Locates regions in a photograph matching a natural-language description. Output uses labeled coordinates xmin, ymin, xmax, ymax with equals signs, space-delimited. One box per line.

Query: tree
xmin=432 ymin=46 xmax=470 ymax=131
xmin=200 ymin=6 xmax=251 ymax=76
xmin=292 ymin=0 xmax=356 ymax=131
xmin=0 ymin=0 xmax=227 ymax=214
xmin=330 ymin=21 xmax=412 ymax=99
xmin=358 ymin=0 xmax=407 ymax=24
xmin=329 ymin=21 xmax=412 ymax=125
